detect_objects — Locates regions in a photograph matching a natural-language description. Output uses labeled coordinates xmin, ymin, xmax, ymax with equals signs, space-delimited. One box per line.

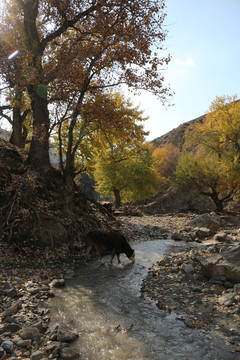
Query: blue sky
xmin=131 ymin=0 xmax=240 ymax=140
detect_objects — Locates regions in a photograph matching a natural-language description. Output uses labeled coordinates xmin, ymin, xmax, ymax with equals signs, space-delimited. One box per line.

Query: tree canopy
xmin=174 ymin=95 xmax=240 ymax=211
xmin=0 ymin=0 xmax=171 ymax=172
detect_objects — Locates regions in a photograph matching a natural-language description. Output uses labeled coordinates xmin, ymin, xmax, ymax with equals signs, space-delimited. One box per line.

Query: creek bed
xmin=50 ymin=240 xmax=236 ymax=359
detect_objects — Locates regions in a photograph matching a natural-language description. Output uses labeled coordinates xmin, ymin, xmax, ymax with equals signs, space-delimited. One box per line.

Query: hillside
xmin=151 ymin=114 xmax=205 ymax=149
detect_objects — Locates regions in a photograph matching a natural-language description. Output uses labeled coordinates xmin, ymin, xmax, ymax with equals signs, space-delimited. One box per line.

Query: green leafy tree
xmin=174 ymin=95 xmax=240 ymax=211
xmin=94 ymin=144 xmax=160 ymax=207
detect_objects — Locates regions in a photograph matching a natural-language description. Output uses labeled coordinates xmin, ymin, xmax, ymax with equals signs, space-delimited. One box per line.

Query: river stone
xmin=188 ymin=213 xmax=221 ymax=232
xmin=1 ymin=339 xmax=14 ymax=353
xmin=4 ymin=288 xmax=18 ymax=298
xmin=61 ymin=347 xmax=80 ymax=359
xmin=15 ymin=339 xmax=30 ymax=348
xmin=0 ymin=347 xmax=6 ymax=360
xmin=218 ymin=292 xmax=236 ymax=306
xmin=30 ymin=350 xmax=44 ymax=360
xmin=2 ymin=323 xmax=22 ymax=333
xmin=50 ymin=279 xmax=65 ymax=288
xmin=18 ymin=326 xmax=41 ymax=342
xmin=182 ymin=264 xmax=195 ymax=275
xmin=57 ymin=328 xmax=79 ymax=343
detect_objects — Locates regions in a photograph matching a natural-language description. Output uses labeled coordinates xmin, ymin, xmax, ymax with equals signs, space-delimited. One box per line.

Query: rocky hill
xmin=151 ymin=114 xmax=205 ymax=150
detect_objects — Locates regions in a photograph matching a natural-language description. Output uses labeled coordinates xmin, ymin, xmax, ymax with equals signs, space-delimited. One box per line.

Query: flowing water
xmin=50 ymin=240 xmax=236 ymax=360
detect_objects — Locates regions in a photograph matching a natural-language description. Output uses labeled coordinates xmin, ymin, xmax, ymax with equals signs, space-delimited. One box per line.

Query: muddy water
xmin=51 ymin=240 xmax=236 ymax=359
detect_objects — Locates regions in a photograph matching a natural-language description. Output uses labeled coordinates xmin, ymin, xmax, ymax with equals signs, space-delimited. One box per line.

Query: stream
xmin=50 ymin=239 xmax=236 ymax=359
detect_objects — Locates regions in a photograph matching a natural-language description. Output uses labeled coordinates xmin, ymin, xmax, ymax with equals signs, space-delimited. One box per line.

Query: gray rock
xmin=189 ymin=213 xmax=220 ymax=232
xmin=4 ymin=288 xmax=18 ymax=298
xmin=182 ymin=264 xmax=195 ymax=275
xmin=2 ymin=323 xmax=22 ymax=333
xmin=57 ymin=328 xmax=79 ymax=343
xmin=15 ymin=339 xmax=30 ymax=348
xmin=0 ymin=346 xmax=6 ymax=359
xmin=18 ymin=326 xmax=41 ymax=342
xmin=218 ymin=292 xmax=236 ymax=306
xmin=195 ymin=227 xmax=212 ymax=239
xmin=200 ymin=247 xmax=240 ymax=282
xmin=234 ymin=283 xmax=240 ymax=294
xmin=1 ymin=340 xmax=14 ymax=353
xmin=30 ymin=350 xmax=45 ymax=360
xmin=213 ymin=232 xmax=232 ymax=242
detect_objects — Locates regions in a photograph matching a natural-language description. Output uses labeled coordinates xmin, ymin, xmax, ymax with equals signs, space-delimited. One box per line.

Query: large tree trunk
xmin=27 ymin=90 xmax=51 ymax=170
xmin=10 ymin=107 xmax=28 ymax=149
xmin=210 ymin=191 xmax=224 ymax=212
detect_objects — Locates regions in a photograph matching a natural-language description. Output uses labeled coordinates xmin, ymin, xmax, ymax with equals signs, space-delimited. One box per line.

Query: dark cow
xmin=85 ymin=230 xmax=135 ymax=264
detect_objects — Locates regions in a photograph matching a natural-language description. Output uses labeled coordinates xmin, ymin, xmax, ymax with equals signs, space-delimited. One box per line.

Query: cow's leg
xmin=85 ymin=244 xmax=93 ymax=264
xmin=94 ymin=244 xmax=104 ymax=264
xmin=110 ymin=251 xmax=116 ymax=264
xmin=116 ymin=253 xmax=121 ymax=264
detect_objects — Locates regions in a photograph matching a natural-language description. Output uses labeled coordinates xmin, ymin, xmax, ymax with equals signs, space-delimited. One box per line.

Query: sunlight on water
xmin=53 ymin=285 xmax=150 ymax=360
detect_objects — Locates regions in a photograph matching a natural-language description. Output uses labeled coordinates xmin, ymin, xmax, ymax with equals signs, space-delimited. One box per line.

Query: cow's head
xmin=129 ymin=251 xmax=135 ymax=262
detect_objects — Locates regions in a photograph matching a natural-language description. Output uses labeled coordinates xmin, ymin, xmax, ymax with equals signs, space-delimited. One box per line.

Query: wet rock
xmin=64 ymin=270 xmax=76 ymax=280
xmin=57 ymin=328 xmax=79 ymax=343
xmin=61 ymin=347 xmax=80 ymax=359
xmin=50 ymin=279 xmax=65 ymax=288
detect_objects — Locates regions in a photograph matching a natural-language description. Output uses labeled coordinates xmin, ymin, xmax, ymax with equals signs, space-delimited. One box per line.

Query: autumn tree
xmin=174 ymin=95 xmax=240 ymax=211
xmin=94 ymin=144 xmax=160 ymax=207
xmin=0 ymin=0 xmax=171 ymax=173
xmin=153 ymin=143 xmax=180 ymax=181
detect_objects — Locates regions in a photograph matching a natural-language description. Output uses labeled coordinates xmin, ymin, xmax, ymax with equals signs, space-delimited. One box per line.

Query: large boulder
xmin=200 ymin=245 xmax=240 ymax=283
xmin=188 ymin=213 xmax=221 ymax=233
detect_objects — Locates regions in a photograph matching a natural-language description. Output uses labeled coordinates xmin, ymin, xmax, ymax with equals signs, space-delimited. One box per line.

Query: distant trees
xmin=94 ymin=144 xmax=159 ymax=207
xmin=173 ymin=95 xmax=240 ymax=211
xmin=153 ymin=143 xmax=180 ymax=181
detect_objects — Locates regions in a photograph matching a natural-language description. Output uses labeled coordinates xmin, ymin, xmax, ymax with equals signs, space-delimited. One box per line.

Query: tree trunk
xmin=10 ymin=107 xmax=28 ymax=149
xmin=63 ymin=155 xmax=76 ymax=212
xmin=210 ymin=192 xmax=224 ymax=212
xmin=113 ymin=188 xmax=121 ymax=208
xmin=27 ymin=89 xmax=51 ymax=170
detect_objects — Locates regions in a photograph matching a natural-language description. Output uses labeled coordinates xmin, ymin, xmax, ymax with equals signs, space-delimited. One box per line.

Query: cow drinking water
xmin=85 ymin=230 xmax=135 ymax=264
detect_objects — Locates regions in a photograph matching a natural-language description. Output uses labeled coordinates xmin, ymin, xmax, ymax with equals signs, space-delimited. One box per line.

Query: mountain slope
xmin=151 ymin=114 xmax=206 ymax=150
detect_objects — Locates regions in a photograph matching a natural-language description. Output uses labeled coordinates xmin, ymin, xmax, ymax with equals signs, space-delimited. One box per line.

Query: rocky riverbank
xmin=1 ymin=211 xmax=240 ymax=359
xmin=0 ymin=247 xmax=85 ymax=360
xmin=120 ymin=212 xmax=240 ymax=354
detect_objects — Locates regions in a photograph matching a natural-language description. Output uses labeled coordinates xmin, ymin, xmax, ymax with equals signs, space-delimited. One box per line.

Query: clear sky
xmin=130 ymin=0 xmax=240 ymax=140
